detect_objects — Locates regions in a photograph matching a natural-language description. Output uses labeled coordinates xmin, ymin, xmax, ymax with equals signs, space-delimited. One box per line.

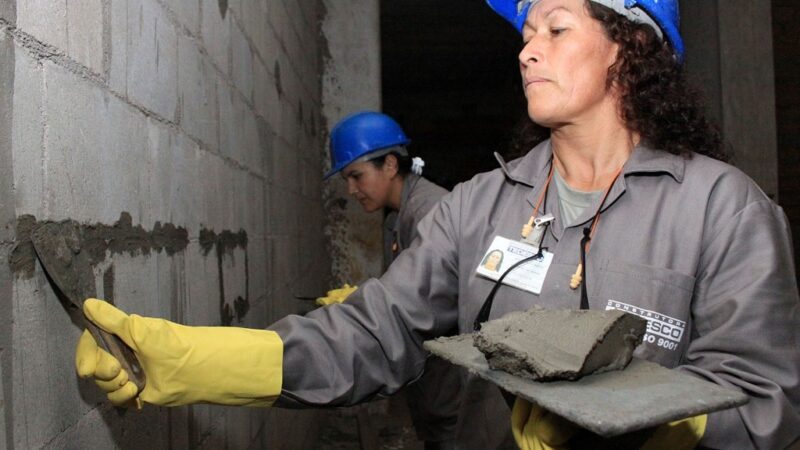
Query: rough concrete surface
xmin=426 ymin=334 xmax=749 ymax=437
xmin=1 ymin=0 xmax=360 ymax=447
xmin=474 ymin=307 xmax=647 ymax=381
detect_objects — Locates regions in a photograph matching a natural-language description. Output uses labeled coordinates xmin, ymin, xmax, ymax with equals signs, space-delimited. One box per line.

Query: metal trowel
xmin=30 ymin=222 xmax=146 ymax=393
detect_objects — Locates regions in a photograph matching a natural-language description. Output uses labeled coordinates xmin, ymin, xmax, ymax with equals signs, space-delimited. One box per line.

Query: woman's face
xmin=487 ymin=251 xmax=502 ymax=266
xmin=518 ymin=0 xmax=619 ymax=127
xmin=341 ymin=159 xmax=396 ymax=213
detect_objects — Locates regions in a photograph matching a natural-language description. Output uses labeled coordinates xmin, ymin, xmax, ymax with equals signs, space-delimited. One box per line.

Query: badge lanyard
xmin=473 ymin=159 xmax=624 ymax=330
xmin=572 ymin=166 xmax=624 ymax=309
xmin=474 ymin=162 xmax=554 ymax=331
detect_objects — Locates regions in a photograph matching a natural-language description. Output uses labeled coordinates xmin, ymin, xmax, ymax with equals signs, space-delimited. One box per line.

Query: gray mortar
xmin=474 ymin=307 xmax=646 ymax=381
xmin=30 ymin=221 xmax=98 ymax=303
xmin=198 ymin=227 xmax=249 ymax=325
xmin=10 ymin=213 xmax=189 ymax=280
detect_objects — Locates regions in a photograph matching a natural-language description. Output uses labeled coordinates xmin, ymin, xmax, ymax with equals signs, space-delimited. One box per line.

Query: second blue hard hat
xmin=485 ymin=0 xmax=684 ymax=62
xmin=325 ymin=111 xmax=410 ymax=180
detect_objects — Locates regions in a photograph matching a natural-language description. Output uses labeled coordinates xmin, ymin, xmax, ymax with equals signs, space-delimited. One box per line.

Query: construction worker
xmin=76 ymin=0 xmax=800 ymax=448
xmin=316 ymin=111 xmax=467 ymax=449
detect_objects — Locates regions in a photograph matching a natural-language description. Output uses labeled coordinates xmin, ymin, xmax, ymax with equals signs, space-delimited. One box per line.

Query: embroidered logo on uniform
xmin=605 ymin=300 xmax=685 ymax=352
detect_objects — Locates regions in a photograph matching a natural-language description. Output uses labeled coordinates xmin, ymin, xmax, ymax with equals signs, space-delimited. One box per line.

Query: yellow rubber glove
xmin=640 ymin=414 xmax=707 ymax=450
xmin=315 ymin=283 xmax=358 ymax=306
xmin=512 ymin=397 xmax=577 ymax=450
xmin=512 ymin=397 xmax=707 ymax=450
xmin=75 ymin=299 xmax=283 ymax=408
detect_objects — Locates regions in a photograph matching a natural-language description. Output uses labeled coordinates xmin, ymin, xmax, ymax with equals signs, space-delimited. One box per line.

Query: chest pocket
xmin=595 ymin=260 xmax=696 ymax=368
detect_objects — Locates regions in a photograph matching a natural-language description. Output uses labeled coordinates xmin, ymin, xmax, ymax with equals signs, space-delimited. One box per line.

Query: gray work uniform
xmin=271 ymin=141 xmax=800 ymax=449
xmin=383 ymin=174 xmax=465 ymax=444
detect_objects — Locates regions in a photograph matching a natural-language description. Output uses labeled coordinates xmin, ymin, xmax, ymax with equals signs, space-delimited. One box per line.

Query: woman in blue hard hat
xmin=75 ymin=1 xmax=800 ymax=449
xmin=318 ymin=111 xmax=469 ymax=450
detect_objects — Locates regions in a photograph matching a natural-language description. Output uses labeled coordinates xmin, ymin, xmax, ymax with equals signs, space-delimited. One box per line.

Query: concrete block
xmin=110 ymin=252 xmax=169 ymax=318
xmin=230 ymin=22 xmax=253 ymax=100
xmin=17 ymin=0 xmax=67 ymax=52
xmin=236 ymin=0 xmax=270 ymax=65
xmin=39 ymin=406 xmax=115 ymax=449
xmin=299 ymin=156 xmax=322 ymax=199
xmin=278 ymin=88 xmax=300 ymax=147
xmin=280 ymin=2 xmax=307 ymax=49
xmin=226 ymin=407 xmax=250 ymax=448
xmin=0 ymin=348 xmax=5 ymax=450
xmin=266 ymin=0 xmax=290 ymax=55
xmin=245 ymin=238 xmax=267 ymax=317
xmin=197 ymin=150 xmax=230 ymax=232
xmin=193 ymin=404 xmax=226 ymax=449
xmin=163 ymin=0 xmax=200 ymax=35
xmin=200 ymin=0 xmax=230 ymax=74
xmin=243 ymin=108 xmax=262 ymax=173
xmin=184 ymin=242 xmax=220 ymax=326
xmin=11 ymin=44 xmax=45 ymax=219
xmin=0 ymin=0 xmax=15 ymax=24
xmin=231 ymin=168 xmax=248 ymax=231
xmin=267 ymin=236 xmax=297 ymax=319
xmin=66 ymin=0 xmax=104 ymax=74
xmin=144 ymin=119 xmax=203 ymax=236
xmin=297 ymin=1 xmax=318 ymax=34
xmin=218 ymin=83 xmax=261 ymax=173
xmin=0 ymin=32 xmax=14 ymax=241
xmin=127 ymin=0 xmax=179 ymax=121
xmin=43 ymin=61 xmax=149 ymax=224
xmin=177 ymin=34 xmax=218 ymax=150
xmin=267 ymin=186 xmax=298 ymax=236
xmin=242 ymin=292 xmax=267 ymax=330
xmin=253 ymin=56 xmax=280 ymax=127
xmin=109 ymin=0 xmax=127 ymax=94
xmin=270 ymin=137 xmax=298 ymax=190
xmin=220 ymin=247 xmax=247 ymax=324
xmin=245 ymin=173 xmax=264 ymax=240
xmin=169 ymin=407 xmax=191 ymax=449
xmin=11 ymin=271 xmax=88 ymax=449
xmin=257 ymin=118 xmax=276 ymax=178
xmin=198 ymin=151 xmax=241 ymax=232
xmin=217 ymin=83 xmax=240 ymax=162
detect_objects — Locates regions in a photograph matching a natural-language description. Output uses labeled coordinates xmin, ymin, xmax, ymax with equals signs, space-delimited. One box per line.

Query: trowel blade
xmin=30 ymin=221 xmax=96 ymax=307
xmin=30 ymin=221 xmax=147 ymax=393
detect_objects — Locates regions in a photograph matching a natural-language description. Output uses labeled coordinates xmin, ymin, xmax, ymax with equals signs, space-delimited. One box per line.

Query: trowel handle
xmin=86 ymin=320 xmax=147 ymax=393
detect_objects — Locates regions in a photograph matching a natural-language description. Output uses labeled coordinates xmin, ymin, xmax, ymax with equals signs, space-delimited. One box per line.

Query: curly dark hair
xmin=507 ymin=1 xmax=726 ymax=162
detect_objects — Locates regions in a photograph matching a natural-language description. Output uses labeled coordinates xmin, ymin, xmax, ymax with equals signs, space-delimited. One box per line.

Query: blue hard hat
xmin=324 ymin=111 xmax=411 ymax=180
xmin=485 ymin=0 xmax=684 ymax=62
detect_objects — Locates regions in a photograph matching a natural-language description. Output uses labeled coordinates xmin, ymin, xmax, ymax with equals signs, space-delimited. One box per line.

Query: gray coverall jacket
xmin=271 ymin=141 xmax=800 ymax=449
xmin=383 ymin=174 xmax=460 ymax=443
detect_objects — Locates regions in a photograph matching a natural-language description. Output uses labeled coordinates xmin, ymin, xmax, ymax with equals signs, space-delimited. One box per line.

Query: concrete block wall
xmin=0 ymin=0 xmax=353 ymax=447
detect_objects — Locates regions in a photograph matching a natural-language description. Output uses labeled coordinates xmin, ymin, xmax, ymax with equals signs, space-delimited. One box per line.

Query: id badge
xmin=476 ymin=236 xmax=554 ymax=295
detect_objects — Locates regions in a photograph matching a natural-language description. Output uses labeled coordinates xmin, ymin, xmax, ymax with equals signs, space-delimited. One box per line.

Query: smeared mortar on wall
xmin=9 ymin=213 xmax=189 ymax=306
xmin=274 ymin=60 xmax=282 ymax=97
xmin=217 ymin=0 xmax=229 ymax=19
xmin=199 ymin=228 xmax=249 ymax=325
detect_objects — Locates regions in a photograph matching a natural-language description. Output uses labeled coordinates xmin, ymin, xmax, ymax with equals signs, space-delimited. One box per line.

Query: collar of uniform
xmin=624 ymin=143 xmax=686 ymax=182
xmin=389 ymin=173 xmax=421 ymax=233
xmin=494 ymin=140 xmax=553 ymax=188
xmin=495 ymin=140 xmax=686 ymax=184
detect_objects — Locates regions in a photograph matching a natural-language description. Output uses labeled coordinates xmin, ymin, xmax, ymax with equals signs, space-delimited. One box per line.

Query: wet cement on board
xmin=473 ymin=307 xmax=647 ymax=381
